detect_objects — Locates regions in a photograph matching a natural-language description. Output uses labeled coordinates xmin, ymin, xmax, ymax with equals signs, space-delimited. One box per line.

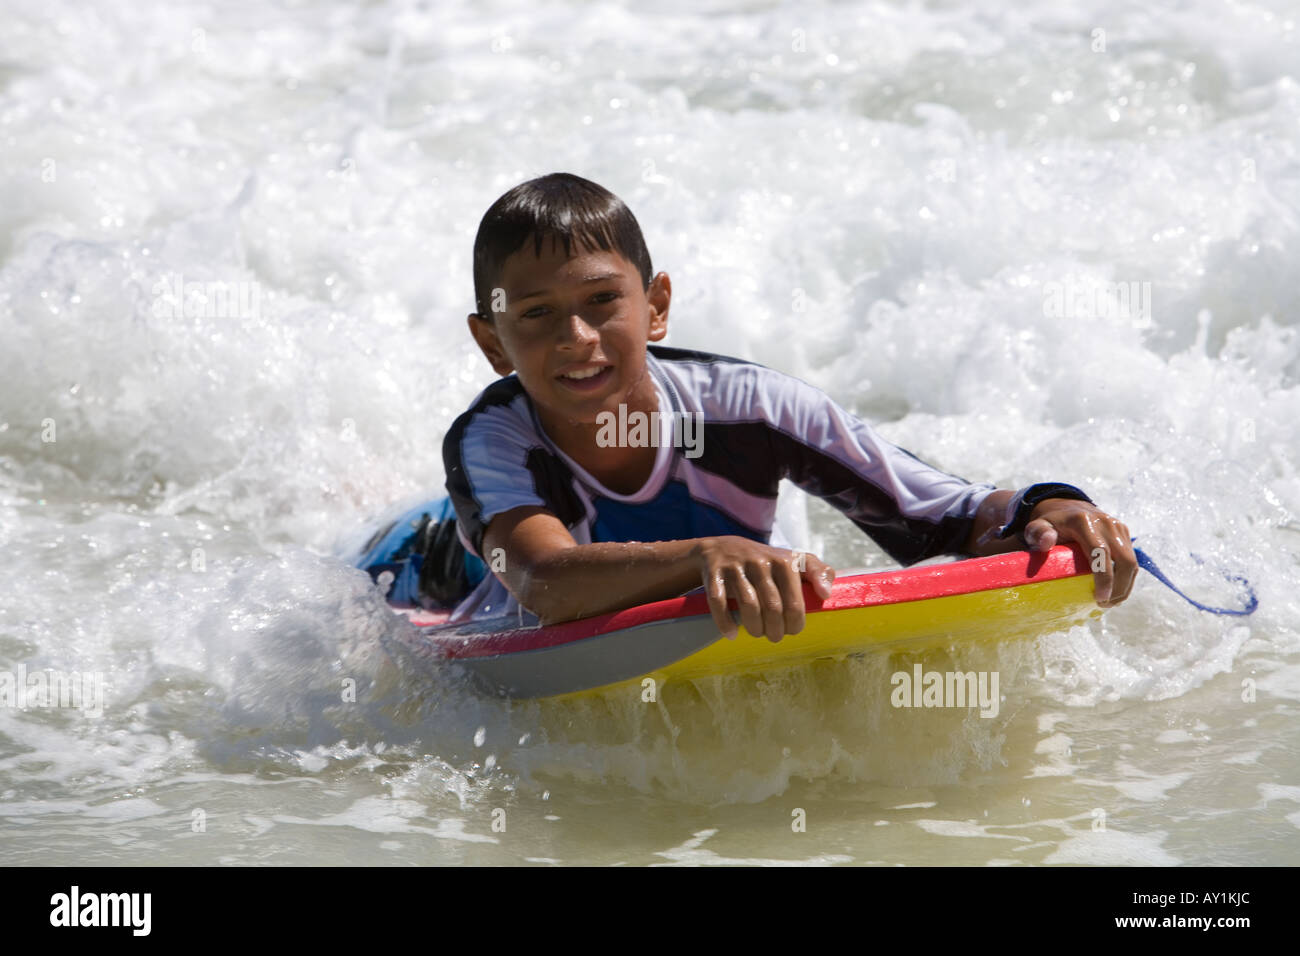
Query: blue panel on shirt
xmin=591 ymin=479 xmax=767 ymax=544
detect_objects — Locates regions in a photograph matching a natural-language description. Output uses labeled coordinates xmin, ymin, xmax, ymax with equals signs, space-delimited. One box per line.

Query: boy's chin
xmin=558 ymin=401 xmax=620 ymax=425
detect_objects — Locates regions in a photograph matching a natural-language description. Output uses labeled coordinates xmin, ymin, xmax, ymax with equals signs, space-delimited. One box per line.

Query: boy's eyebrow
xmin=513 ymin=272 xmax=624 ymax=301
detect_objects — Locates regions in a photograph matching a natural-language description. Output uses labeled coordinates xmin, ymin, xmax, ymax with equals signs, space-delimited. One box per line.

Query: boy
xmin=430 ymin=172 xmax=1136 ymax=639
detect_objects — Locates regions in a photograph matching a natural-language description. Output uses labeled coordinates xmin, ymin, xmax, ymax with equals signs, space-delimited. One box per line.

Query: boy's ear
xmin=467 ymin=313 xmax=515 ymax=376
xmin=646 ymin=271 xmax=671 ymax=343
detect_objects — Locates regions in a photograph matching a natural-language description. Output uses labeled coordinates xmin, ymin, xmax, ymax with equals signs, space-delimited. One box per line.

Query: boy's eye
xmin=519 ymin=292 xmax=618 ymax=318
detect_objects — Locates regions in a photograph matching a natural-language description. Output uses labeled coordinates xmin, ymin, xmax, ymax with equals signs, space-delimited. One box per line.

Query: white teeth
xmin=563 ymin=367 xmax=605 ymax=380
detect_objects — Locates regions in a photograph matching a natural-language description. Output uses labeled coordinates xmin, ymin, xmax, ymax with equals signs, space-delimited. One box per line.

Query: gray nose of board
xmin=393 ymin=614 xmax=725 ymax=699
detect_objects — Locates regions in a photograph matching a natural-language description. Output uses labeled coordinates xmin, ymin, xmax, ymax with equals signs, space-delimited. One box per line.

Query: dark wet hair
xmin=472 ymin=172 xmax=653 ymax=317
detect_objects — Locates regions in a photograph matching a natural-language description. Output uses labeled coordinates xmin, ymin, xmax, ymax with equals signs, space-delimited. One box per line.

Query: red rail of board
xmin=401 ymin=545 xmax=1091 ymax=660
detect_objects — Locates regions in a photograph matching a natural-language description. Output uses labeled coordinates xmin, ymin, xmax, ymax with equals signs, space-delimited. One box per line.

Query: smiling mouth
xmin=556 ymin=365 xmax=614 ymax=390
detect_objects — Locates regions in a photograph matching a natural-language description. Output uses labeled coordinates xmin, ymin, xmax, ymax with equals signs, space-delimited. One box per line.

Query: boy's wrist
xmin=995 ymin=482 xmax=1095 ymax=544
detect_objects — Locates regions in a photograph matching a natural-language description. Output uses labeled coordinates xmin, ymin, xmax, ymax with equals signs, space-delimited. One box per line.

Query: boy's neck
xmin=534 ymin=376 xmax=662 ymax=496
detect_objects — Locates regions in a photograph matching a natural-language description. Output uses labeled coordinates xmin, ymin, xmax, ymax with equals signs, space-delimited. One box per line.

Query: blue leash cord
xmin=1132 ymin=544 xmax=1259 ymax=616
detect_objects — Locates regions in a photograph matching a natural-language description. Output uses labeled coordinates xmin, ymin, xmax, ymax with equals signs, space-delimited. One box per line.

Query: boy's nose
xmin=559 ymin=312 xmax=599 ymax=344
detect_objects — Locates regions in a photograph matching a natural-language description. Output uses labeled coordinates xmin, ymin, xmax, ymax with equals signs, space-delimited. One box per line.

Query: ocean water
xmin=1 ymin=0 xmax=1298 ymax=866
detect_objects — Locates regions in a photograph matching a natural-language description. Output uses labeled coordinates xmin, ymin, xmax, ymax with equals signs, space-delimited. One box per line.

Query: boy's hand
xmin=693 ymin=536 xmax=836 ymax=642
xmin=1023 ymin=499 xmax=1137 ymax=608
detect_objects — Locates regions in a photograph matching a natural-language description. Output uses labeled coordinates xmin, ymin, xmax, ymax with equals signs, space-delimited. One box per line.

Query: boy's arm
xmin=759 ymin=369 xmax=1137 ymax=609
xmin=483 ymin=506 xmax=835 ymax=638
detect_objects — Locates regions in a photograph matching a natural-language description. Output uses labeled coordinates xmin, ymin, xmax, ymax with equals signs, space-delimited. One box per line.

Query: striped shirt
xmin=442 ymin=345 xmax=996 ymax=623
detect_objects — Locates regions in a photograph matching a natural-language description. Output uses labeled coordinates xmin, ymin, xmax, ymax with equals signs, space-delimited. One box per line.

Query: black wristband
xmin=995 ymin=482 xmax=1095 ymax=542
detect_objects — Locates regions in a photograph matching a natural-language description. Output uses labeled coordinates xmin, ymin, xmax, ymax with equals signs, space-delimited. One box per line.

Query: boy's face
xmin=468 ymin=238 xmax=669 ymax=438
